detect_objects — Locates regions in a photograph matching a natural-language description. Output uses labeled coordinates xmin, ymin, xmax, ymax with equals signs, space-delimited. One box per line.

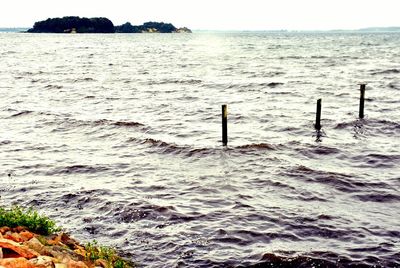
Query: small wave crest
xmin=9 ymin=110 xmax=33 ymax=117
xmin=128 ymin=138 xmax=276 ymax=157
xmin=46 ymin=164 xmax=110 ymax=175
xmin=388 ymin=82 xmax=400 ymax=90
xmin=49 ymin=118 xmax=147 ymax=133
xmin=0 ymin=140 xmax=11 ymax=146
xmin=146 ymin=78 xmax=202 ymax=85
xmin=127 ymin=137 xmax=214 ymax=157
xmin=228 ymin=82 xmax=284 ymax=89
xmin=352 ymin=192 xmax=400 ymax=203
xmin=283 ymin=165 xmax=390 ymax=193
xmin=235 ymin=143 xmax=276 ymax=151
xmin=44 ymin=84 xmax=63 ymax=89
xmin=335 ymin=119 xmax=400 ymax=136
xmin=371 ymin=69 xmax=400 ymax=75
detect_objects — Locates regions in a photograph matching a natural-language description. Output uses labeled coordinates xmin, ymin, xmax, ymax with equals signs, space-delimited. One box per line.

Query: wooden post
xmin=222 ymin=105 xmax=228 ymax=146
xmin=359 ymin=84 xmax=366 ymax=119
xmin=315 ymin=99 xmax=322 ymax=131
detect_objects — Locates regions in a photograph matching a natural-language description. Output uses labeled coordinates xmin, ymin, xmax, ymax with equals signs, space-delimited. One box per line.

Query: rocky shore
xmin=0 ymin=226 xmax=132 ymax=268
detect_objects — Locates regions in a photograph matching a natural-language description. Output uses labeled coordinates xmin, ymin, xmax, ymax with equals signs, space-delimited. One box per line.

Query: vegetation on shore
xmin=0 ymin=206 xmax=133 ymax=267
xmin=0 ymin=206 xmax=60 ymax=236
xmin=27 ymin=16 xmax=191 ymax=33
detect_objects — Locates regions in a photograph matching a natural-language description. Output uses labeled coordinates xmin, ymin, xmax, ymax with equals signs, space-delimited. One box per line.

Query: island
xmin=27 ymin=16 xmax=191 ymax=33
xmin=115 ymin=21 xmax=192 ymax=33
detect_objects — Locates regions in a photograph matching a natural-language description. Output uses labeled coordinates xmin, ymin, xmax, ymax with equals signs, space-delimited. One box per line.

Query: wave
xmin=236 ymin=143 xmax=276 ymax=151
xmin=371 ymin=69 xmax=400 ymax=75
xmin=282 ymin=165 xmax=390 ymax=193
xmin=9 ymin=110 xmax=33 ymax=117
xmin=266 ymin=82 xmax=284 ymax=88
xmin=127 ymin=137 xmax=214 ymax=157
xmin=74 ymin=77 xmax=96 ymax=82
xmin=352 ymin=153 xmax=400 ymax=168
xmin=128 ymin=138 xmax=276 ymax=157
xmin=232 ymin=82 xmax=284 ymax=89
xmin=297 ymin=144 xmax=341 ymax=157
xmin=388 ymin=82 xmax=400 ymax=90
xmin=48 ymin=117 xmax=147 ymax=132
xmin=146 ymin=78 xmax=203 ymax=85
xmin=335 ymin=119 xmax=400 ymax=135
xmin=352 ymin=192 xmax=400 ymax=203
xmin=46 ymin=164 xmax=111 ymax=175
xmin=44 ymin=84 xmax=63 ymax=89
xmin=0 ymin=140 xmax=11 ymax=146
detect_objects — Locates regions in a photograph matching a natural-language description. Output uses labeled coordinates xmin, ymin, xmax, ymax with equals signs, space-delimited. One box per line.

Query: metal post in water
xmin=359 ymin=84 xmax=366 ymax=119
xmin=222 ymin=104 xmax=228 ymax=146
xmin=315 ymin=99 xmax=322 ymax=131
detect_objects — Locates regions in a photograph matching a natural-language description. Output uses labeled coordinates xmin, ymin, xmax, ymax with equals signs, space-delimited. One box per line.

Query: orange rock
xmin=66 ymin=260 xmax=88 ymax=268
xmin=13 ymin=226 xmax=28 ymax=233
xmin=0 ymin=257 xmax=36 ymax=268
xmin=94 ymin=259 xmax=109 ymax=268
xmin=0 ymin=227 xmax=11 ymax=234
xmin=24 ymin=237 xmax=50 ymax=256
xmin=59 ymin=234 xmax=80 ymax=249
xmin=29 ymin=256 xmax=56 ymax=268
xmin=20 ymin=231 xmax=35 ymax=241
xmin=48 ymin=246 xmax=84 ymax=263
xmin=3 ymin=233 xmax=25 ymax=243
xmin=47 ymin=234 xmax=62 ymax=246
xmin=72 ymin=245 xmax=86 ymax=258
xmin=0 ymin=238 xmax=40 ymax=259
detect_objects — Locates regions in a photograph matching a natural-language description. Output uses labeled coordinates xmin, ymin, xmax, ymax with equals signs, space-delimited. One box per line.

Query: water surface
xmin=0 ymin=32 xmax=399 ymax=267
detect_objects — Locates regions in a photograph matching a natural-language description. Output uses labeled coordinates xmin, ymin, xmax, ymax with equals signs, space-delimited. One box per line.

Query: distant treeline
xmin=27 ymin=16 xmax=191 ymax=33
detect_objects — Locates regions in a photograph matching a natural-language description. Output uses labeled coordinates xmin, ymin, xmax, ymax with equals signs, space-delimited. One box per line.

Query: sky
xmin=1 ymin=0 xmax=400 ymax=30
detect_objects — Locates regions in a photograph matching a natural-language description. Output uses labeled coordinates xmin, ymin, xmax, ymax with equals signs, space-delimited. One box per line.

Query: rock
xmin=29 ymin=256 xmax=56 ymax=268
xmin=72 ymin=245 xmax=86 ymax=257
xmin=65 ymin=260 xmax=88 ymax=268
xmin=94 ymin=259 xmax=109 ymax=267
xmin=47 ymin=233 xmax=79 ymax=249
xmin=3 ymin=232 xmax=24 ymax=243
xmin=13 ymin=226 xmax=28 ymax=233
xmin=0 ymin=257 xmax=36 ymax=268
xmin=0 ymin=238 xmax=40 ymax=259
xmin=175 ymin=27 xmax=192 ymax=33
xmin=46 ymin=234 xmax=62 ymax=246
xmin=0 ymin=227 xmax=11 ymax=234
xmin=48 ymin=246 xmax=84 ymax=262
xmin=20 ymin=231 xmax=35 ymax=241
xmin=24 ymin=237 xmax=51 ymax=256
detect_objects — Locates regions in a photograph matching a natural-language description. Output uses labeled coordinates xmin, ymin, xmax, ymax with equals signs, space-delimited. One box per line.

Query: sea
xmin=0 ymin=31 xmax=399 ymax=267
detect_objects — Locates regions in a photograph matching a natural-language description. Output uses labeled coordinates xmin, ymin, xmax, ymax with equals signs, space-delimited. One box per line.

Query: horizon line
xmin=1 ymin=25 xmax=400 ymax=32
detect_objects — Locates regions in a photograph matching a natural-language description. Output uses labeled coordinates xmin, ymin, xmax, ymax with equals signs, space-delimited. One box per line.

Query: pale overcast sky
xmin=1 ymin=0 xmax=399 ymax=30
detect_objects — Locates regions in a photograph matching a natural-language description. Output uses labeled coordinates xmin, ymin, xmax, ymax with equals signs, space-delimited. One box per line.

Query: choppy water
xmin=0 ymin=32 xmax=399 ymax=267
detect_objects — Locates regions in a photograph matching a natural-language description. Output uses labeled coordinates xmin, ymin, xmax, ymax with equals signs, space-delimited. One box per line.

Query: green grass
xmin=0 ymin=206 xmax=60 ymax=235
xmin=85 ymin=240 xmax=133 ymax=268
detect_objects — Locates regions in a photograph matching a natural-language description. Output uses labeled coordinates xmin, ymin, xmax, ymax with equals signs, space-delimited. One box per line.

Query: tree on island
xmin=27 ymin=16 xmax=115 ymax=33
xmin=27 ymin=17 xmax=192 ymax=33
xmin=115 ymin=21 xmax=177 ymax=33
